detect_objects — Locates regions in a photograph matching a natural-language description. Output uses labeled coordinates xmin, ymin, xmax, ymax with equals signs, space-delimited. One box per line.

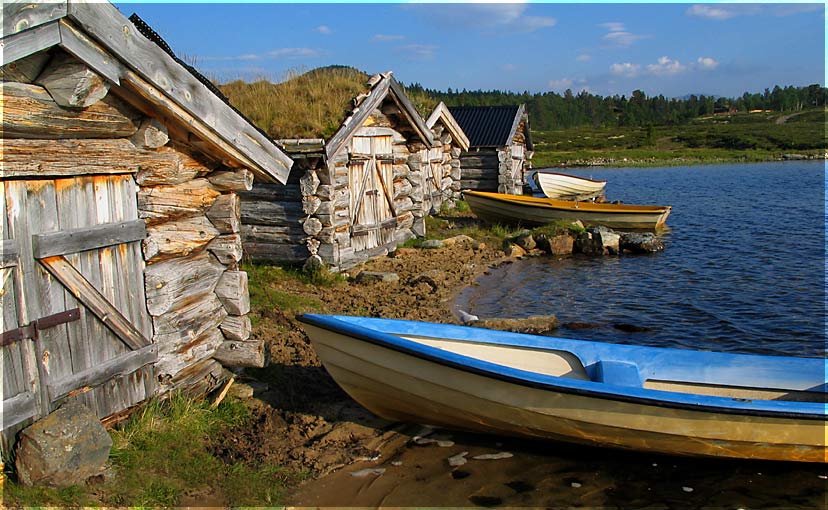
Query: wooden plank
xmin=326 ymin=78 xmax=391 ymax=160
xmin=66 ymin=1 xmax=292 ymax=183
xmin=32 ymin=219 xmax=146 ymax=259
xmin=38 ymin=255 xmax=150 ymax=351
xmin=0 ymin=20 xmax=61 ymax=66
xmin=1 ymin=391 xmax=38 ymax=429
xmin=120 ymin=176 xmax=153 ymax=341
xmin=46 ymin=343 xmax=157 ymax=401
xmin=1 ymin=239 xmax=19 ymax=268
xmin=0 ymin=81 xmax=140 ymax=139
xmin=2 ymin=1 xmax=67 ymax=37
xmin=57 ymin=18 xmax=124 ymax=85
xmin=388 ymin=77 xmax=434 ymax=146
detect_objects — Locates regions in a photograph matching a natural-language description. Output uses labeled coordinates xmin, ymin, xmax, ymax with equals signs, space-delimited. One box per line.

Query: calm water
xmin=457 ymin=161 xmax=826 ymax=357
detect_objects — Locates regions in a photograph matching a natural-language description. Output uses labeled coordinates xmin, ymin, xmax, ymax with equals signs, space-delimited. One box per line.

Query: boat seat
xmin=590 ymin=360 xmax=642 ymax=387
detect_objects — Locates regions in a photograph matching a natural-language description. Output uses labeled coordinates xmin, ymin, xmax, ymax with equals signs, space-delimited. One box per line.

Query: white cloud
xmin=397 ymin=44 xmax=438 ymax=61
xmin=576 ymin=54 xmax=592 ymax=62
xmin=685 ymin=5 xmax=738 ymax=20
xmin=696 ymin=57 xmax=719 ymax=70
xmin=548 ymin=78 xmax=574 ymax=90
xmin=609 ymin=62 xmax=641 ymax=77
xmin=315 ymin=25 xmax=332 ymax=35
xmin=600 ymin=21 xmax=626 ymax=32
xmin=599 ymin=21 xmax=649 ymax=48
xmin=372 ymin=34 xmax=405 ymax=42
xmin=647 ymin=56 xmax=686 ymax=76
xmin=203 ymin=47 xmax=323 ymax=62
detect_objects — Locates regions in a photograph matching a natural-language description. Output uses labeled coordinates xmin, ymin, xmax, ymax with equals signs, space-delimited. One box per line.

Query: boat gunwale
xmin=533 ymin=171 xmax=608 ymax=185
xmin=298 ymin=314 xmax=827 ymax=421
xmin=463 ymin=190 xmax=672 ymax=214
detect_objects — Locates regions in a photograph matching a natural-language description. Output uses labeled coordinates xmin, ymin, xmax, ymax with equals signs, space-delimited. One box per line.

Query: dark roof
xmin=447 ymin=105 xmax=520 ymax=147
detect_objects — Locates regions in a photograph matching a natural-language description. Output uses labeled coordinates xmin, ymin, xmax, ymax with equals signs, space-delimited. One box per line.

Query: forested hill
xmin=405 ymin=83 xmax=828 ymax=130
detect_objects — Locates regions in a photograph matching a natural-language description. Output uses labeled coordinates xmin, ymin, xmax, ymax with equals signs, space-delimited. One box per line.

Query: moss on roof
xmin=220 ymin=66 xmax=370 ymax=140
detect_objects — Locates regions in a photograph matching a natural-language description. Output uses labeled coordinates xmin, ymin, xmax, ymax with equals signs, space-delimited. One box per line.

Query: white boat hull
xmin=534 ymin=172 xmax=606 ymax=200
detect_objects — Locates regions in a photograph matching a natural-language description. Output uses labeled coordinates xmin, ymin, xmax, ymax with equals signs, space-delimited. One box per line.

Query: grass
xmin=3 ymin=393 xmax=298 ymax=507
xmin=244 ymin=263 xmax=332 ymax=317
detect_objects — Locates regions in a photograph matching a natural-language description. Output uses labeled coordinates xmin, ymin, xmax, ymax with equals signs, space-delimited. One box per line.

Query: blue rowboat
xmin=297 ymin=314 xmax=827 ymax=462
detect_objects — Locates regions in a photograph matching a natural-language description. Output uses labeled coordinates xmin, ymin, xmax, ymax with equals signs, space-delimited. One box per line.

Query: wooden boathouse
xmin=0 ymin=1 xmax=293 ymax=446
xmin=448 ymin=105 xmax=533 ymax=195
xmin=240 ymin=72 xmax=437 ymax=271
xmin=425 ymin=102 xmax=470 ymax=213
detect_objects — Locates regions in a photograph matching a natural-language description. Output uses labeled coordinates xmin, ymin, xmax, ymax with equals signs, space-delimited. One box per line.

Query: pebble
xmin=391 ymin=461 xmax=403 ymax=467
xmin=682 ymin=486 xmax=694 ymax=493
xmin=448 ymin=452 xmax=469 ymax=467
xmin=570 ymin=482 xmax=582 ymax=488
xmin=818 ymin=475 xmax=827 ymax=480
xmin=351 ymin=468 xmax=386 ymax=478
xmin=472 ymin=452 xmax=513 ymax=460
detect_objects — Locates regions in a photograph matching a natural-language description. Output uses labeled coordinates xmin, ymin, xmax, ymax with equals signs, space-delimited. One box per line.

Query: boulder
xmin=15 ymin=401 xmax=112 ymax=487
xmin=420 ymin=239 xmax=444 ymax=249
xmin=547 ymin=234 xmax=575 ymax=255
xmin=512 ymin=232 xmax=536 ymax=251
xmin=620 ymin=233 xmax=665 ymax=253
xmin=355 ymin=271 xmax=399 ymax=283
xmin=505 ymin=244 xmax=526 ymax=258
xmin=574 ymin=231 xmax=602 ymax=255
xmin=473 ymin=315 xmax=559 ymax=335
xmin=589 ymin=226 xmax=620 ymax=255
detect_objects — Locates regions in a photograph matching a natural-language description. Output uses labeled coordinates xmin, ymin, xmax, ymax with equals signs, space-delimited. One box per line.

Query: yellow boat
xmin=463 ymin=190 xmax=672 ymax=230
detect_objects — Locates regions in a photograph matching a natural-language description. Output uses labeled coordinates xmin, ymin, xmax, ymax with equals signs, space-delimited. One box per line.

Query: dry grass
xmin=220 ymin=66 xmax=369 ymax=140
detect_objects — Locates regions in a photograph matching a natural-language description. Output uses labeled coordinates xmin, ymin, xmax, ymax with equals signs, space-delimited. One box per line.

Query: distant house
xmin=240 ymin=72 xmax=436 ymax=271
xmin=0 ymin=0 xmax=292 ymax=446
xmin=425 ymin=102 xmax=470 ymax=213
xmin=449 ymin=105 xmax=533 ymax=195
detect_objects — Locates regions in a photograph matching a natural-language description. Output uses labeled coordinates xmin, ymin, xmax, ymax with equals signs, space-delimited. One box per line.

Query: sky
xmin=116 ymin=2 xmax=826 ymax=99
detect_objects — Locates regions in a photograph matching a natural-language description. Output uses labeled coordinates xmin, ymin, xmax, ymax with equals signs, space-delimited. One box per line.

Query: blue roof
xmin=448 ymin=105 xmax=521 ymax=147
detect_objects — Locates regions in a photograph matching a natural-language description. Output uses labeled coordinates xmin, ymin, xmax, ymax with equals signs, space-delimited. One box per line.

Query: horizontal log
xmin=240 ymin=200 xmax=303 ymax=226
xmin=460 ymin=179 xmax=498 ymax=191
xmin=240 ymin=182 xmax=303 ymax=202
xmin=458 ymin=168 xmax=498 ymax=180
xmin=32 ymin=219 xmax=146 ymax=259
xmin=219 ymin=315 xmax=252 ymax=342
xmin=207 ymin=234 xmax=243 ymax=266
xmin=138 ymin=179 xmax=221 ymax=224
xmin=206 ymin=193 xmax=241 ymax=234
xmin=35 ymin=53 xmax=110 ymax=108
xmin=164 ymin=358 xmax=227 ymax=397
xmin=1 ymin=138 xmax=187 ymax=178
xmin=240 ymin=223 xmax=305 ymax=241
xmin=143 ymin=215 xmax=220 ymax=263
xmin=0 ymin=51 xmax=50 ymax=83
xmin=157 ymin=327 xmax=224 ymax=379
xmin=207 ymin=169 xmax=253 ymax=192
xmin=243 ymin=242 xmax=308 ymax=264
xmin=213 ymin=338 xmax=264 ymax=368
xmin=153 ymin=293 xmax=227 ymax=343
xmin=134 ymin=145 xmax=213 ymax=186
xmin=215 ymin=271 xmax=250 ymax=316
xmin=130 ymin=118 xmax=169 ymax=149
xmin=1 ymin=391 xmax=38 ymax=429
xmin=47 ymin=344 xmax=158 ymax=401
xmin=145 ymin=251 xmax=225 ymax=316
xmin=0 ymin=81 xmax=141 ymax=139
xmin=459 ymin=155 xmax=500 ymax=167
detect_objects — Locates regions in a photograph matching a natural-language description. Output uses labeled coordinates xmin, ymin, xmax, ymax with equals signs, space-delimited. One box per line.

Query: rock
xmin=547 ymin=234 xmax=575 ymax=255
xmin=228 ymin=382 xmax=255 ymax=400
xmin=782 ymin=153 xmax=807 ymax=160
xmin=303 ymin=254 xmax=325 ymax=272
xmin=356 ymin=271 xmax=399 ymax=283
xmin=457 ymin=309 xmax=480 ymax=325
xmin=351 ymin=468 xmax=385 ymax=478
xmin=505 ymin=244 xmax=526 ymax=258
xmin=589 ymin=227 xmax=620 ymax=255
xmin=474 ymin=316 xmax=559 ymax=335
xmin=392 ymin=247 xmax=418 ymax=258
xmin=472 ymin=241 xmax=487 ymax=251
xmin=620 ymin=233 xmax=665 ymax=253
xmin=442 ymin=235 xmax=475 ymax=247
xmin=420 ymin=239 xmax=444 ymax=249
xmin=15 ymin=401 xmax=112 ymax=487
xmin=448 ymin=452 xmax=469 ymax=467
xmin=574 ymin=231 xmax=602 ymax=256
xmin=472 ymin=452 xmax=513 ymax=460
xmin=512 ymin=232 xmax=536 ymax=251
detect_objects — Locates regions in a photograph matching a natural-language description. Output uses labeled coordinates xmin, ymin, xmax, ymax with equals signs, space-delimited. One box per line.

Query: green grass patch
xmin=244 ymin=263 xmax=328 ymax=316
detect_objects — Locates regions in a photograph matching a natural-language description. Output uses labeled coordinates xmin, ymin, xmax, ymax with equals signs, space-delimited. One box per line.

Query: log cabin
xmin=448 ymin=105 xmax=534 ymax=195
xmin=425 ymin=102 xmax=471 ymax=213
xmin=0 ymin=1 xmax=293 ymax=448
xmin=240 ymin=72 xmax=437 ymax=272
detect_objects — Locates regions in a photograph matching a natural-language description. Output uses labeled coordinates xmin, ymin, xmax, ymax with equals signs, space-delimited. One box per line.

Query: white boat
xmin=534 ymin=171 xmax=606 ymax=200
xmin=298 ymin=314 xmax=827 ymax=463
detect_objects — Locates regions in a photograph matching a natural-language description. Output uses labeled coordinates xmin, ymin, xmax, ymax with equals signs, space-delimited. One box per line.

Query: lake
xmin=457 ymin=160 xmax=826 ymax=357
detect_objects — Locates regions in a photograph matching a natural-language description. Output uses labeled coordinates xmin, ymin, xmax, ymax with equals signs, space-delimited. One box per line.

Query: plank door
xmin=421 ymin=148 xmax=444 ymax=215
xmin=349 ymin=135 xmax=397 ymax=251
xmin=1 ymin=175 xmax=155 ymax=443
xmin=511 ymin=144 xmax=526 ymax=194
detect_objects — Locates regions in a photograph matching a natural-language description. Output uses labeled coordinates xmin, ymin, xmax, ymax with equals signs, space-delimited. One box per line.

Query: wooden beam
xmin=66 ymin=1 xmax=292 ymax=183
xmin=388 ymin=77 xmax=434 ymax=146
xmin=1 ymin=391 xmax=38 ymax=430
xmin=1 ymin=240 xmax=19 ymax=268
xmin=47 ymin=344 xmax=157 ymax=401
xmin=32 ymin=220 xmax=146 ymax=259
xmin=0 ymin=20 xmax=61 ymax=67
xmin=326 ymin=78 xmax=391 ymax=160
xmin=38 ymin=255 xmax=151 ymax=350
xmin=57 ymin=18 xmax=124 ymax=85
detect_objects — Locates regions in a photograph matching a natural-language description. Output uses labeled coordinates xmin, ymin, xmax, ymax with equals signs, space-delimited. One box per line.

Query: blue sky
xmin=117 ymin=2 xmax=825 ymax=98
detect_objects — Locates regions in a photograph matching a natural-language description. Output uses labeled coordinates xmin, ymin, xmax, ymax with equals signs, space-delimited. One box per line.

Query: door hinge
xmin=0 ymin=308 xmax=80 ymax=347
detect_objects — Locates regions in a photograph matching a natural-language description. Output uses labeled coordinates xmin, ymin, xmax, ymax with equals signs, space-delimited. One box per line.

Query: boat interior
xmin=400 ymin=335 xmax=827 ymax=404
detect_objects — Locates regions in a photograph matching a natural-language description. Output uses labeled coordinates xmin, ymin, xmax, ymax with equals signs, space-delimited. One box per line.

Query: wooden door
xmin=1 ymin=175 xmax=155 ymax=445
xmin=511 ymin=144 xmax=526 ymax=194
xmin=349 ymin=135 xmax=397 ymax=251
xmin=422 ymin=148 xmax=444 ymax=215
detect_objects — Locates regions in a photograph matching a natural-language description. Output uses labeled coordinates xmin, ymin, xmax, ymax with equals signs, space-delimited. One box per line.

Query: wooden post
xmin=214 ymin=271 xmax=250 ymax=315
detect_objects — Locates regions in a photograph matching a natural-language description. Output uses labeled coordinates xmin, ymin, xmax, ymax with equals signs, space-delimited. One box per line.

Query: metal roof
xmin=447 ymin=105 xmax=521 ymax=147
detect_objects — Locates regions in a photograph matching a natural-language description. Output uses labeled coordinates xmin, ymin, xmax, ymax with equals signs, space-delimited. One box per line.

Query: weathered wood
xmin=1 ymin=21 xmax=61 ymax=70
xmin=299 ymin=170 xmax=320 ymax=196
xmin=213 ymin=338 xmax=264 ymax=368
xmin=1 ymin=392 xmax=38 ymax=430
xmin=47 ymin=344 xmax=157 ymax=401
xmin=388 ymin=77 xmax=435 ymax=146
xmin=134 ymin=146 xmax=211 ymax=186
xmin=32 ymin=219 xmax=146 ymax=259
xmin=58 ymin=1 xmax=291 ymax=182
xmin=0 ymin=138 xmax=186 ymax=178
xmin=142 ymin=215 xmax=220 ymax=262
xmin=458 ymin=155 xmax=500 ymax=167
xmin=130 ymin=117 xmax=169 ymax=149
xmin=144 ymin=251 xmax=225 ymax=316
xmin=0 ymin=82 xmax=140 ymax=139
xmin=1 ymin=239 xmax=19 ymax=268
xmin=165 ymin=358 xmax=226 ymax=396
xmin=2 ymin=1 xmax=67 ymax=37
xmin=214 ymin=271 xmax=250 ymax=316
xmin=207 ymin=234 xmax=243 ymax=266
xmin=152 ymin=293 xmax=226 ymax=346
xmin=243 ymin=242 xmax=308 ymax=263
xmin=138 ymin=179 xmax=220 ymax=224
xmin=157 ymin=327 xmax=225 ymax=380
xmin=302 ymin=217 xmax=323 ymax=236
xmin=206 ymin=169 xmax=253 ymax=192
xmin=240 ymin=182 xmax=302 ymax=202
xmin=0 ymin=50 xmax=50 ymax=83
xmin=240 ymin=200 xmax=303 ymax=226
xmin=35 ymin=52 xmax=109 ymax=107
xmin=38 ymin=255 xmax=150 ymax=350
xmin=219 ymin=315 xmax=251 ymax=342
xmin=326 ymin=78 xmax=391 ymax=159
xmin=302 ymin=196 xmax=322 ymax=215
xmin=206 ymin=193 xmax=240 ymax=234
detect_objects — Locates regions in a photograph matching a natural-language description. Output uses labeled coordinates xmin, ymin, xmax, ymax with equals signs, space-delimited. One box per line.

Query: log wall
xmin=1 ymin=50 xmax=262 ymax=443
xmin=458 ymin=117 xmax=532 ymax=196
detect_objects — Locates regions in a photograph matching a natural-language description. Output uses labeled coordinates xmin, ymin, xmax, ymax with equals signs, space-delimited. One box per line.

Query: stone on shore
xmin=473 ymin=315 xmax=559 ymax=335
xmin=620 ymin=233 xmax=665 ymax=253
xmin=420 ymin=239 xmax=445 ymax=249
xmin=356 ymin=271 xmax=400 ymax=283
xmin=15 ymin=401 xmax=112 ymax=487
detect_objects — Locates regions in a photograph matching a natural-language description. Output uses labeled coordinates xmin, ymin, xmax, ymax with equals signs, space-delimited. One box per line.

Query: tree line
xmin=405 ymin=83 xmax=827 ymax=130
